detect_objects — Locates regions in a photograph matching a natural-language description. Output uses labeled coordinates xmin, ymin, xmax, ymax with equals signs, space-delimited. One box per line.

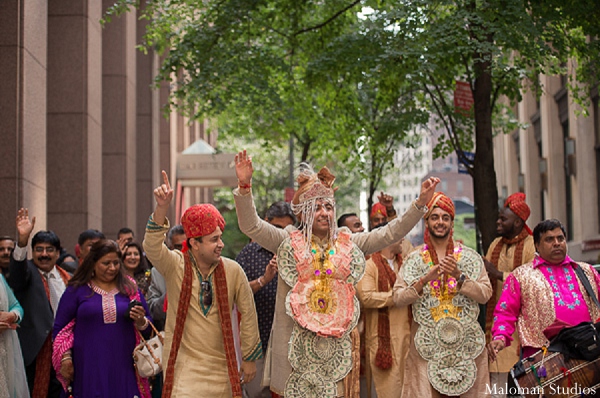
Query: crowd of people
xmin=1 ymin=149 xmax=599 ymax=398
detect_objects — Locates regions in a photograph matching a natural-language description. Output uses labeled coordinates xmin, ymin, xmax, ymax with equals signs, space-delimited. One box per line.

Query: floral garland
xmin=421 ymin=244 xmax=463 ymax=322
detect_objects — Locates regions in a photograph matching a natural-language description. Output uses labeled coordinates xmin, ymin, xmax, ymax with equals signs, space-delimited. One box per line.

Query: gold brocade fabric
xmin=512 ymin=261 xmax=600 ymax=349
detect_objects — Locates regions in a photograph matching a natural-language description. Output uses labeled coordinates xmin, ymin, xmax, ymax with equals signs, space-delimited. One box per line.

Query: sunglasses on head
xmin=201 ymin=280 xmax=212 ymax=307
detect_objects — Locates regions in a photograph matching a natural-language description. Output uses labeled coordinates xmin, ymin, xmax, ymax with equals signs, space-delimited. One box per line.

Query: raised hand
xmin=154 ymin=170 xmax=173 ymax=208
xmin=15 ymin=208 xmax=36 ymax=247
xmin=416 ymin=177 xmax=441 ymax=208
xmin=234 ymin=150 xmax=254 ymax=186
xmin=263 ymin=255 xmax=278 ymax=284
xmin=152 ymin=171 xmax=173 ymax=226
xmin=377 ymin=191 xmax=394 ymax=208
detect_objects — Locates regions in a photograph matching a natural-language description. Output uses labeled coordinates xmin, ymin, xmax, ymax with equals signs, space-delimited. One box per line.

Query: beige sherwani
xmin=393 ymin=244 xmax=492 ymax=398
xmin=356 ymin=255 xmax=411 ymax=398
xmin=485 ymin=235 xmax=535 ymax=373
xmin=143 ymin=216 xmax=261 ymax=398
xmin=233 ymin=188 xmax=426 ymax=396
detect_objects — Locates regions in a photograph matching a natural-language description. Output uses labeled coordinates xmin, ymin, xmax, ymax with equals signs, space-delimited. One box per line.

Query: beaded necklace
xmin=309 ymin=241 xmax=336 ymax=314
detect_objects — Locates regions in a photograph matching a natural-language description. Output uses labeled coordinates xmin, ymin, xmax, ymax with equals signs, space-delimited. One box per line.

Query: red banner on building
xmin=454 ymin=81 xmax=474 ymax=115
xmin=284 ymin=187 xmax=295 ymax=203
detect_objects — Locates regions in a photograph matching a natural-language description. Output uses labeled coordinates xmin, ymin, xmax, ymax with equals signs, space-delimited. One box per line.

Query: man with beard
xmin=483 ymin=193 xmax=535 ymax=396
xmin=0 ymin=236 xmax=15 ymax=278
xmin=9 ymin=208 xmax=71 ymax=398
xmin=393 ymin=192 xmax=492 ymax=398
xmin=233 ymin=150 xmax=439 ymax=397
xmin=489 ymin=219 xmax=600 ymax=368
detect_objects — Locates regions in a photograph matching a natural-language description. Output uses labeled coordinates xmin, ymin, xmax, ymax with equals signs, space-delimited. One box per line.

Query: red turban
xmin=181 ymin=204 xmax=225 ymax=239
xmin=370 ymin=203 xmax=388 ymax=219
xmin=504 ymin=192 xmax=532 ymax=234
xmin=424 ymin=192 xmax=455 ymax=220
xmin=504 ymin=192 xmax=530 ymax=222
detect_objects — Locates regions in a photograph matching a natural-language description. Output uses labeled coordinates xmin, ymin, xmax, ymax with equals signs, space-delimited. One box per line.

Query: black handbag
xmin=547 ymin=264 xmax=600 ymax=361
xmin=548 ymin=321 xmax=600 ymax=361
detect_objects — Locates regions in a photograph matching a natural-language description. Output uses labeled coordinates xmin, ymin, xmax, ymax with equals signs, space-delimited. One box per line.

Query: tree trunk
xmin=472 ymin=48 xmax=499 ymax=254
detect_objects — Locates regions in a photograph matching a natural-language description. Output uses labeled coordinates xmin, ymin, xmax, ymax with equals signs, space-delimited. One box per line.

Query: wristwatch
xmin=458 ymin=273 xmax=467 ymax=283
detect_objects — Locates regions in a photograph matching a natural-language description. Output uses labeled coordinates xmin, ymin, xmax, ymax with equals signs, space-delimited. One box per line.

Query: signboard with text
xmin=454 ymin=81 xmax=474 ymax=116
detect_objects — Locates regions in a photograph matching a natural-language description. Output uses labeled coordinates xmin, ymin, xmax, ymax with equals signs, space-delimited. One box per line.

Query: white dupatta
xmin=0 ymin=275 xmax=29 ymax=398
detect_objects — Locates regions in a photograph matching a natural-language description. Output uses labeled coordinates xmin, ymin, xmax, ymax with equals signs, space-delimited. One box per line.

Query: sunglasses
xmin=201 ymin=280 xmax=212 ymax=307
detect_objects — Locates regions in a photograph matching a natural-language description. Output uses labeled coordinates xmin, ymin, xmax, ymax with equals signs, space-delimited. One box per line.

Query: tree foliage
xmin=108 ymin=0 xmax=600 ymax=252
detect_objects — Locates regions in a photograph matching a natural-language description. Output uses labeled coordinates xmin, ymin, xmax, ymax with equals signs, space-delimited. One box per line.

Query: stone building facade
xmin=1 ymin=1 xmax=215 ymax=253
xmin=493 ymin=73 xmax=600 ymax=263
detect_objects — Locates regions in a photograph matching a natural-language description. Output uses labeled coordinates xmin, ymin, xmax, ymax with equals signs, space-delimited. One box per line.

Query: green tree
xmin=108 ymin=0 xmax=600 ymax=252
xmin=106 ymin=0 xmax=428 ymax=217
xmin=349 ymin=0 xmax=600 ymax=251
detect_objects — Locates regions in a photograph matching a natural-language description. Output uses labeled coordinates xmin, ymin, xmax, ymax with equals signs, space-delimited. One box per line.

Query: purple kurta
xmin=53 ymin=284 xmax=150 ymax=398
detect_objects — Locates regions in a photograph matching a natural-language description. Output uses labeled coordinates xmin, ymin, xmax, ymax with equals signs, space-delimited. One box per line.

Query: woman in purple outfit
xmin=52 ymin=240 xmax=152 ymax=398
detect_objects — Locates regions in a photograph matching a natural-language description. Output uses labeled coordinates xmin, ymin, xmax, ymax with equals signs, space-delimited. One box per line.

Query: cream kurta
xmin=233 ymin=188 xmax=426 ymax=396
xmin=356 ymin=255 xmax=411 ymax=398
xmin=393 ymin=244 xmax=492 ymax=398
xmin=485 ymin=235 xmax=535 ymax=373
xmin=143 ymin=216 xmax=261 ymax=398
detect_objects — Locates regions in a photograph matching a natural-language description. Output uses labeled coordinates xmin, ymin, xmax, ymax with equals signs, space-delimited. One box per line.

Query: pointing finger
xmin=161 ymin=170 xmax=171 ymax=190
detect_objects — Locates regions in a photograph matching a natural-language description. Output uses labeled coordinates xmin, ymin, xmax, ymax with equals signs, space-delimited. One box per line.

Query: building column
xmin=0 ymin=1 xmax=48 ymax=235
xmin=135 ymin=0 xmax=160 ymax=237
xmin=519 ymin=90 xmax=543 ymax=226
xmin=47 ymin=1 xmax=103 ymax=251
xmin=102 ymin=1 xmax=137 ymax=239
xmin=540 ymin=75 xmax=567 ymax=223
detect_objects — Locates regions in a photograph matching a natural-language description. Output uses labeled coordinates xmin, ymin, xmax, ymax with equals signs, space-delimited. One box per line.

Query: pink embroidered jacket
xmin=491 ymin=255 xmax=600 ymax=353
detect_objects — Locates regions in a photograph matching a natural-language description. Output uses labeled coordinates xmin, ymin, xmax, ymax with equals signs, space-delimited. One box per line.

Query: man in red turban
xmin=143 ymin=171 xmax=262 ymax=398
xmin=393 ymin=191 xmax=492 ymax=397
xmin=483 ymin=192 xmax=535 ymax=393
xmin=369 ymin=192 xmax=398 ymax=231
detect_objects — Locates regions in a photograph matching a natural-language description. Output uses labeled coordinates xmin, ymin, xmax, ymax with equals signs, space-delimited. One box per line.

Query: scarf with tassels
xmin=485 ymin=228 xmax=530 ymax=343
xmin=162 ymin=252 xmax=241 ymax=398
xmin=371 ymin=252 xmax=398 ymax=370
